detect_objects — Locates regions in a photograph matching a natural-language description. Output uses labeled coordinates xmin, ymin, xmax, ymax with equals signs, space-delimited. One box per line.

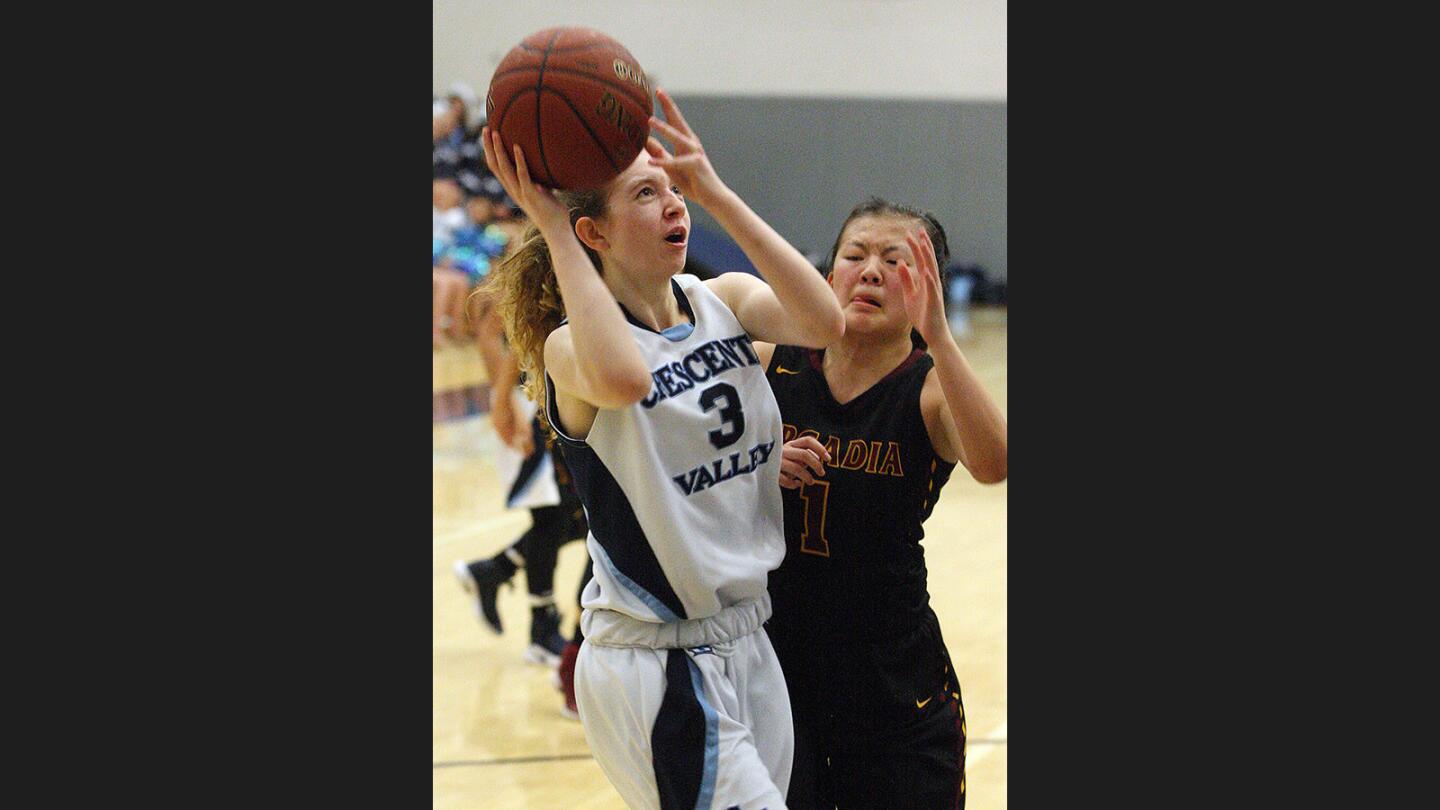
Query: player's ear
xmin=575 ymin=217 xmax=608 ymax=252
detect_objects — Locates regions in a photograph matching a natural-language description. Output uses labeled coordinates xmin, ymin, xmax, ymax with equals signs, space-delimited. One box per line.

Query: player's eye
xmin=843 ymin=255 xmax=862 ymax=261
xmin=671 ymin=185 xmax=682 ymax=196
xmin=638 ymin=187 xmax=654 ymax=197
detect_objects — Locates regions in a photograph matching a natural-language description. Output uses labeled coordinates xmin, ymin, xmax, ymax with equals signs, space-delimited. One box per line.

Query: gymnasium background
xmin=434 ymin=2 xmax=1007 ymax=807
xmin=434 ymin=0 xmax=1007 ymax=282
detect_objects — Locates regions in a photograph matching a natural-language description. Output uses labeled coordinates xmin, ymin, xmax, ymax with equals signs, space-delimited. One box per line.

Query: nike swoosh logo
xmin=775 ymin=367 xmax=801 ymax=375
xmin=916 ymin=696 xmax=933 ymax=708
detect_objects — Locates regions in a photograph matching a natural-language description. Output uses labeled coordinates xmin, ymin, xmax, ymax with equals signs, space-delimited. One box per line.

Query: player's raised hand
xmin=645 ymin=88 xmax=726 ymax=207
xmin=778 ymin=436 xmax=831 ymax=489
xmin=896 ymin=227 xmax=949 ymax=346
xmin=482 ymin=126 xmax=572 ymax=235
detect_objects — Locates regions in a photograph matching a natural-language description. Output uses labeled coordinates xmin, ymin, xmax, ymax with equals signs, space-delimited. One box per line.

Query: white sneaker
xmin=523 ymin=643 xmax=561 ymax=667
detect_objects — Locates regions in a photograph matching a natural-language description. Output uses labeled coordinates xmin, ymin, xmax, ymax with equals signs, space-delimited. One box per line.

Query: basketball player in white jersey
xmin=481 ymin=88 xmax=844 ymax=809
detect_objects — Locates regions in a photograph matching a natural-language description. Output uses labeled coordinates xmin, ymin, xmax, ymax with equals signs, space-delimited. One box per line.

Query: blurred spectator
xmin=433 ymin=178 xmax=467 ymax=243
xmin=433 ymin=99 xmax=460 ymax=148
xmin=447 ymin=82 xmax=480 ymax=137
xmin=433 ymin=178 xmax=470 ymax=346
xmin=444 ymin=196 xmax=511 ymax=279
xmin=434 ymin=266 xmax=470 ymax=347
xmin=434 ymin=178 xmax=521 ymax=347
xmin=434 ymin=84 xmax=525 ymax=348
xmin=435 ymin=83 xmax=491 ymax=197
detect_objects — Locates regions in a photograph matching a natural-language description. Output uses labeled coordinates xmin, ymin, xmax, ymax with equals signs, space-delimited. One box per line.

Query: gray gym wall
xmin=435 ymin=0 xmax=1007 ymax=279
xmin=667 ymin=95 xmax=1006 ymax=278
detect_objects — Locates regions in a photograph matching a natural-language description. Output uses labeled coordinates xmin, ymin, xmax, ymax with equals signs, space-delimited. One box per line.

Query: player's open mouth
xmin=664 ymin=226 xmax=687 ymax=246
xmin=851 ymin=294 xmax=881 ymax=309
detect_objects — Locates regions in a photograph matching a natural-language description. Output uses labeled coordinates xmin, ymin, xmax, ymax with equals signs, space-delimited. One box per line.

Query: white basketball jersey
xmin=546 ymin=273 xmax=785 ymax=623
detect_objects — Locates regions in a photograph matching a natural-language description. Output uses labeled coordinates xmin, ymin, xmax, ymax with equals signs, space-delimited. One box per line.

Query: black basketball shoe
xmin=453 ymin=558 xmax=511 ymax=634
xmin=525 ymin=604 xmax=567 ymax=667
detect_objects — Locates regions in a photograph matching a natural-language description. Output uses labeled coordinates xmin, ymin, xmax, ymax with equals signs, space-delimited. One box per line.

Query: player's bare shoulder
xmin=703 ymin=271 xmax=762 ymax=312
xmin=543 ymin=322 xmax=576 ymax=367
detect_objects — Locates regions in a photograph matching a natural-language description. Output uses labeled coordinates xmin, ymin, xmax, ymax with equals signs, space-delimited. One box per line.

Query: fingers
xmin=485 ymin=128 xmax=563 ymax=217
xmin=485 ymin=128 xmax=507 ymax=178
xmin=648 ymin=115 xmax=695 ymax=151
xmin=512 ymin=143 xmax=533 ymax=190
xmin=779 ymin=459 xmax=815 ymax=487
xmin=905 ymin=233 xmax=942 ymax=295
xmin=921 ymin=230 xmax=939 ymax=277
xmin=911 ymin=229 xmax=940 ymax=276
xmin=481 ymin=126 xmax=503 ymax=179
xmin=903 ymin=232 xmax=928 ymax=272
xmin=789 ymin=436 xmax=831 ymax=464
xmin=654 ymin=88 xmax=694 ymax=137
xmin=782 ymin=440 xmax=828 ymax=482
xmin=645 ymin=136 xmax=672 ymax=163
xmin=485 ymin=129 xmax=521 ymax=198
xmin=896 ymin=260 xmax=919 ymax=300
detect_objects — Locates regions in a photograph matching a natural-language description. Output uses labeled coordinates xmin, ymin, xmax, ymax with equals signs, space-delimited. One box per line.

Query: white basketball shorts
xmin=575 ymin=598 xmax=793 ymax=809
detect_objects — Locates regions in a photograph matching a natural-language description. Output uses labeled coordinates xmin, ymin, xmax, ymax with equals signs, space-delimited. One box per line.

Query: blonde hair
xmin=475 ymin=186 xmax=609 ymax=431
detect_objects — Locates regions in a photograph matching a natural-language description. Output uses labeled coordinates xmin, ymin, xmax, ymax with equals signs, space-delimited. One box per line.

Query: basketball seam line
xmin=489 ymin=64 xmax=652 ymax=116
xmin=491 ymin=87 xmax=532 ymax=161
xmin=536 ymin=30 xmax=560 ymax=187
xmin=493 ymin=85 xmax=625 ymax=188
xmin=538 ymin=86 xmax=623 ymax=178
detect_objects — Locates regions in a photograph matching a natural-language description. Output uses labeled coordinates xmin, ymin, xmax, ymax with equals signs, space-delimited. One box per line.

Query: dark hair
xmin=826 ymin=197 xmax=952 ymax=350
xmin=824 ymin=197 xmax=951 ymax=276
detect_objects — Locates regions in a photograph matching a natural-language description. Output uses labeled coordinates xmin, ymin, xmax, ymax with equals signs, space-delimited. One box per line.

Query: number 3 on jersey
xmin=699 ymin=383 xmax=745 ymax=449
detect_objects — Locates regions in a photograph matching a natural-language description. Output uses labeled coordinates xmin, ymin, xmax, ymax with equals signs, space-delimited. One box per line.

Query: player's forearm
xmin=475 ymin=308 xmax=509 ymax=384
xmin=929 ymin=337 xmax=1008 ymax=483
xmin=495 ymin=351 xmax=521 ymax=393
xmin=547 ymin=235 xmax=653 ymax=402
xmin=703 ymin=186 xmax=845 ymax=346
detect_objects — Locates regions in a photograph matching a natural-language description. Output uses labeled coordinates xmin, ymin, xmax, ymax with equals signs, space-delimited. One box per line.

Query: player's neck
xmin=605 ymin=271 xmax=686 ymax=332
xmin=824 ymin=331 xmax=914 ymax=377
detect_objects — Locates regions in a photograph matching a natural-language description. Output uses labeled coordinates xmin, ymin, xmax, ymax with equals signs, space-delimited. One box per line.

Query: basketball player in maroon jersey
xmin=756 ymin=199 xmax=1007 ymax=808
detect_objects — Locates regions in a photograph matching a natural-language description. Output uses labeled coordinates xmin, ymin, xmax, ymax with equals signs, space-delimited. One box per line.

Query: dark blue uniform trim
xmin=652 ymin=648 xmax=711 ymax=810
xmin=545 ymin=370 xmax=689 ymax=621
xmin=504 ymin=417 xmax=553 ymax=506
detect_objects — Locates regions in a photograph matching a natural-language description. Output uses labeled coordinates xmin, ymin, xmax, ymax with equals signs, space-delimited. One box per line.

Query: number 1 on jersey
xmin=797 ymin=479 xmax=831 ymax=557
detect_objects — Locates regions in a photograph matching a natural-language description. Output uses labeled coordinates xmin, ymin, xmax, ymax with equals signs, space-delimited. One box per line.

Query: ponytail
xmin=480 ymin=225 xmax=568 ymax=425
xmin=473 ymin=186 xmax=609 ymax=435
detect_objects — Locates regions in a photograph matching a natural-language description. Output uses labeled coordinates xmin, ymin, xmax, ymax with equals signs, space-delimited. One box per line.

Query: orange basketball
xmin=486 ymin=27 xmax=654 ymax=191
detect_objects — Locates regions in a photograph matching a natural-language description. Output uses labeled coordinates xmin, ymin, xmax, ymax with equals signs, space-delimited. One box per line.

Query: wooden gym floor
xmin=433 ymin=306 xmax=1007 ymax=808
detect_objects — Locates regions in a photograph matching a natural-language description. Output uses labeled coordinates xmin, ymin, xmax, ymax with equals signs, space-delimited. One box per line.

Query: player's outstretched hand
xmin=779 ymin=436 xmax=831 ymax=489
xmin=896 ymin=227 xmax=949 ymax=347
xmin=482 ymin=126 xmax=572 ymax=235
xmin=645 ymin=88 xmax=726 ymax=207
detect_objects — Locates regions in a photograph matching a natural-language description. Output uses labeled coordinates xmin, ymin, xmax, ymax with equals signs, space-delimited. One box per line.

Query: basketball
xmin=486 ymin=27 xmax=654 ymax=191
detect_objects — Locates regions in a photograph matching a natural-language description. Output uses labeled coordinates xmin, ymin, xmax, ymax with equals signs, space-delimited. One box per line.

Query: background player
xmin=480 ymin=89 xmax=844 ymax=809
xmin=454 ymin=303 xmax=589 ymax=669
xmin=757 ymin=198 xmax=1007 ymax=808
